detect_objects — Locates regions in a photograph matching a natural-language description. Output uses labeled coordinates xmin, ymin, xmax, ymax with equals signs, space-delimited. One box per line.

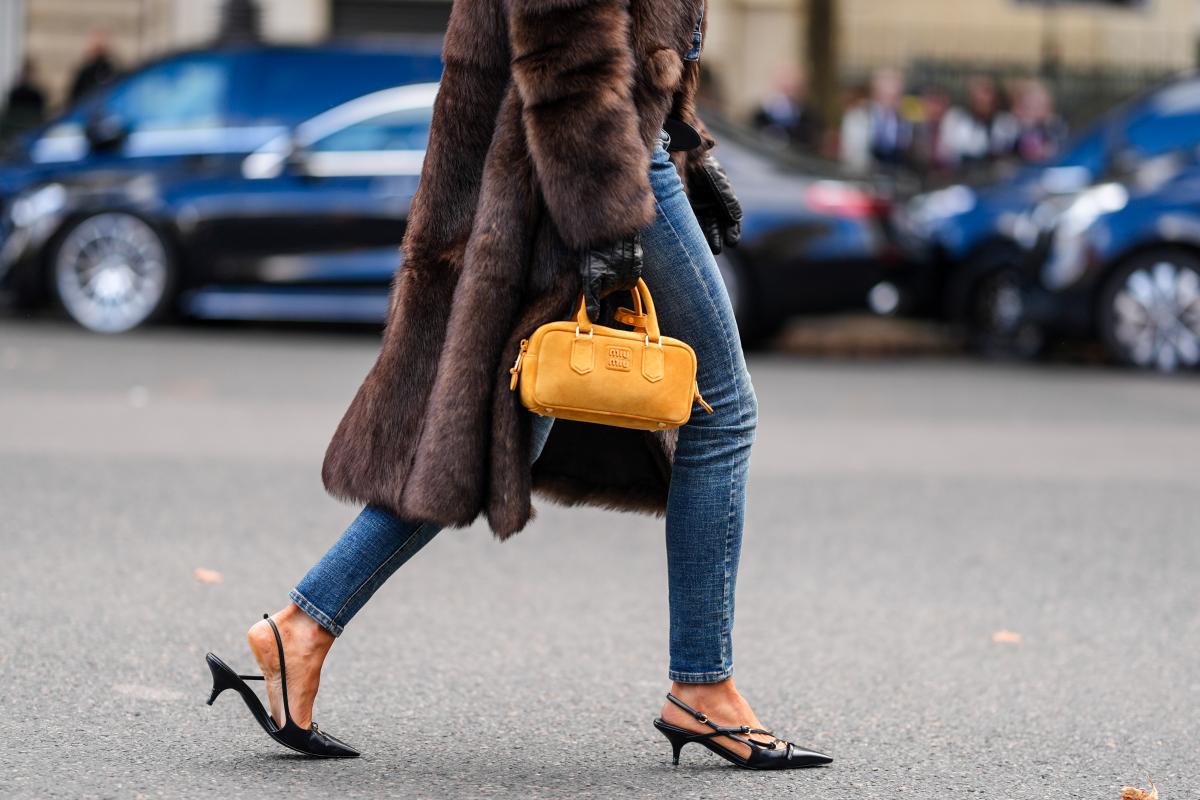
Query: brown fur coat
xmin=322 ymin=0 xmax=715 ymax=538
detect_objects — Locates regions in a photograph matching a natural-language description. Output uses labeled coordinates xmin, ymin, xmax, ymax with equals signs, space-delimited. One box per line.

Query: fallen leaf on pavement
xmin=1122 ymin=777 xmax=1158 ymax=799
xmin=991 ymin=630 xmax=1021 ymax=643
xmin=193 ymin=567 xmax=224 ymax=583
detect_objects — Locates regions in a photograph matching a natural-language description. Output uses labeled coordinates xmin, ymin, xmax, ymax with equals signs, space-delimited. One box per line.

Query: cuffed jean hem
xmin=289 ymin=588 xmax=344 ymax=638
xmin=669 ymin=666 xmax=734 ymax=684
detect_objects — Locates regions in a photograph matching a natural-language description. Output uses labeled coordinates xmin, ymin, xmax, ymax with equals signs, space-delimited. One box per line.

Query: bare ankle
xmin=671 ymin=677 xmax=739 ymax=701
xmin=275 ymin=604 xmax=335 ymax=649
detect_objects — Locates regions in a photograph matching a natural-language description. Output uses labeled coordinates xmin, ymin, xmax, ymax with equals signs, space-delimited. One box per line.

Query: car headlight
xmin=1042 ymin=183 xmax=1128 ymax=290
xmin=10 ymin=183 xmax=66 ymax=228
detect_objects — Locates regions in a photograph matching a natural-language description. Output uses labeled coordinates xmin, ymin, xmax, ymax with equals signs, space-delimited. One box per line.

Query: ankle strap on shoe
xmin=666 ymin=692 xmax=713 ymax=724
xmin=664 ymin=693 xmax=783 ymax=751
xmin=265 ymin=613 xmax=292 ymax=723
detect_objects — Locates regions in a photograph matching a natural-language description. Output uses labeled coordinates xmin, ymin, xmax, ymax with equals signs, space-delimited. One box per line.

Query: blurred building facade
xmin=4 ymin=0 xmax=1200 ymax=115
xmin=6 ymin=0 xmax=327 ymax=107
xmin=710 ymin=0 xmax=1200 ymax=116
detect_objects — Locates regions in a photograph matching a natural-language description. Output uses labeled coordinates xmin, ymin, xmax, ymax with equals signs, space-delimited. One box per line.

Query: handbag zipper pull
xmin=695 ymin=384 xmax=714 ymax=414
xmin=509 ymin=339 xmax=529 ymax=391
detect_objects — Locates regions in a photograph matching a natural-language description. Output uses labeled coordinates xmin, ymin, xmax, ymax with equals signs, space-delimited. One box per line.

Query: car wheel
xmin=52 ymin=212 xmax=177 ymax=333
xmin=716 ymin=250 xmax=780 ymax=349
xmin=966 ymin=266 xmax=1044 ymax=359
xmin=1098 ymin=250 xmax=1200 ymax=372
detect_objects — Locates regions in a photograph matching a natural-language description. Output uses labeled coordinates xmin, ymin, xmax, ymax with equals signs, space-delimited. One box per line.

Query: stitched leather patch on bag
xmin=606 ymin=345 xmax=632 ymax=371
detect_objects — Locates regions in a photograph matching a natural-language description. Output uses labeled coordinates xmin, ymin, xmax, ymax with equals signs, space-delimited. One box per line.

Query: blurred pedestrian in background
xmin=751 ymin=65 xmax=823 ymax=153
xmin=1 ymin=58 xmax=47 ymax=142
xmin=936 ymin=75 xmax=1018 ymax=170
xmin=1011 ymin=79 xmax=1067 ymax=163
xmin=69 ymin=29 xmax=119 ymax=102
xmin=840 ymin=67 xmax=912 ymax=173
xmin=909 ymin=83 xmax=952 ymax=175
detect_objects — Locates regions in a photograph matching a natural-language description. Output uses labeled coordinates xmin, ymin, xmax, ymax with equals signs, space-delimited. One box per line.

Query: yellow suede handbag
xmin=509 ymin=278 xmax=712 ymax=430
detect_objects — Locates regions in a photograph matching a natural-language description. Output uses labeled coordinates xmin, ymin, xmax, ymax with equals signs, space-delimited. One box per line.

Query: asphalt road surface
xmin=2 ymin=319 xmax=1197 ymax=800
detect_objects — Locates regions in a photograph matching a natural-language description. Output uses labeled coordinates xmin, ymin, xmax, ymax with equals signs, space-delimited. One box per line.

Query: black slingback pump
xmin=205 ymin=614 xmax=359 ymax=758
xmin=653 ymin=693 xmax=831 ymax=770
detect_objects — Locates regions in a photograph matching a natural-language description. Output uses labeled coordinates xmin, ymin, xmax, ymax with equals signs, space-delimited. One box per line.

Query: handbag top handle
xmin=574 ymin=278 xmax=662 ymax=345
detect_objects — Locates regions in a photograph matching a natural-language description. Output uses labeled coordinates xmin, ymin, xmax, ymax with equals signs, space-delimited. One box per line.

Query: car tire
xmin=960 ymin=245 xmax=1046 ymax=357
xmin=716 ymin=250 xmax=780 ymax=349
xmin=1098 ymin=249 xmax=1200 ymax=372
xmin=51 ymin=212 xmax=178 ymax=333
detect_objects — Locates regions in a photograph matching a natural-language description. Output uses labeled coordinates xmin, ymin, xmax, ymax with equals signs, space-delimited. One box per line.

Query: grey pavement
xmin=1 ymin=319 xmax=1197 ymax=799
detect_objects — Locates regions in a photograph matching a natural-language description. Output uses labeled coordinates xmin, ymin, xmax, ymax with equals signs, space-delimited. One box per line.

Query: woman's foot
xmin=659 ymin=678 xmax=779 ymax=760
xmin=246 ymin=604 xmax=334 ymax=730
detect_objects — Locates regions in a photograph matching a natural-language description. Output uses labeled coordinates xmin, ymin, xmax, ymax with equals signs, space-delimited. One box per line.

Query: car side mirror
xmin=84 ymin=111 xmax=129 ymax=152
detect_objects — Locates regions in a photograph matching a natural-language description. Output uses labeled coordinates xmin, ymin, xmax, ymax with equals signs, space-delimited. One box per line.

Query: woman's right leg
xmin=289 ymin=506 xmax=444 ymax=639
xmin=248 ymin=412 xmax=556 ymax=728
xmin=247 ymin=506 xmax=445 ymax=728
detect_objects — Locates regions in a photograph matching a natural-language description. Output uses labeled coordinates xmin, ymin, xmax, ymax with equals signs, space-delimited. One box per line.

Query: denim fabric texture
xmin=292 ymin=129 xmax=758 ymax=682
xmin=684 ymin=2 xmax=705 ymax=61
xmin=290 ymin=413 xmax=555 ymax=638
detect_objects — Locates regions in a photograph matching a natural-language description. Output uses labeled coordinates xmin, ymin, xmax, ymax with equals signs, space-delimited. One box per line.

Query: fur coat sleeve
xmin=322 ymin=0 xmax=713 ymax=540
xmin=507 ymin=0 xmax=658 ymax=248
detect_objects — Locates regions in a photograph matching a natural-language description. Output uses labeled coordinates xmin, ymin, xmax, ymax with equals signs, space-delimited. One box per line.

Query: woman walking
xmin=206 ymin=0 xmax=830 ymax=770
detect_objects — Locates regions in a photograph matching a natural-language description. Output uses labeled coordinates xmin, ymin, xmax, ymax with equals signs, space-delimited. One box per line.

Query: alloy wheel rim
xmin=1112 ymin=260 xmax=1200 ymax=371
xmin=55 ymin=213 xmax=168 ymax=333
xmin=981 ymin=271 xmax=1024 ymax=335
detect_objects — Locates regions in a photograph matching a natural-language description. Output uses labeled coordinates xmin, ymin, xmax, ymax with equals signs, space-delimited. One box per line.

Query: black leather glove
xmin=688 ymin=154 xmax=743 ymax=255
xmin=581 ymin=233 xmax=643 ymax=321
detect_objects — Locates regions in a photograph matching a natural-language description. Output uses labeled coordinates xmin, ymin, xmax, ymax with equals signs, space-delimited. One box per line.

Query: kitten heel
xmin=204 ymin=614 xmax=359 ymax=758
xmin=205 ymin=653 xmax=249 ymax=706
xmin=653 ymin=718 xmax=691 ymax=765
xmin=652 ymin=693 xmax=832 ymax=770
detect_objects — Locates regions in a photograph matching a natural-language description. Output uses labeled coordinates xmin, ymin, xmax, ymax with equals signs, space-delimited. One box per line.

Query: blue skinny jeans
xmin=292 ymin=129 xmax=759 ymax=683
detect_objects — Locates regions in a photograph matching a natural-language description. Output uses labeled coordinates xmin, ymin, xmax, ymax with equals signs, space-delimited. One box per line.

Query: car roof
xmin=119 ymin=39 xmax=444 ymax=78
xmin=168 ymin=39 xmax=443 ymax=57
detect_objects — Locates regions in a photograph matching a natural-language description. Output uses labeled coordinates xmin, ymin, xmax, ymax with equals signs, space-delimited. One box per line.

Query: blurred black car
xmin=699 ymin=116 xmax=903 ymax=346
xmin=0 ymin=42 xmax=442 ymax=332
xmin=889 ymin=72 xmax=1200 ymax=354
xmin=1022 ymin=156 xmax=1200 ymax=371
xmin=0 ymin=42 xmax=900 ymax=338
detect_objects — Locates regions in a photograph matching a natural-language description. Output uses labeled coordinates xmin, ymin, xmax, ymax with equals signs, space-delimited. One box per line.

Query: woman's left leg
xmin=639 ymin=129 xmax=774 ymax=757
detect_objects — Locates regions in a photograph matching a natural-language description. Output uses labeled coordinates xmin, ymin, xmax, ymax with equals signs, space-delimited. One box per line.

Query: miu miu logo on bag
xmin=606 ymin=345 xmax=632 ymax=371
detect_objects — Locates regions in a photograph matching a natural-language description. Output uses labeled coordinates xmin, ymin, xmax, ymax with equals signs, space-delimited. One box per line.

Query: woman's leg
xmin=248 ymin=412 xmax=557 ymax=728
xmin=639 ymin=130 xmax=769 ymax=755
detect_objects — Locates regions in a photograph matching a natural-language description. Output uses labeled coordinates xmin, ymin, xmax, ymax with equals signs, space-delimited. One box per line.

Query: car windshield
xmin=106 ymin=54 xmax=230 ymax=132
xmin=309 ymin=106 xmax=431 ymax=152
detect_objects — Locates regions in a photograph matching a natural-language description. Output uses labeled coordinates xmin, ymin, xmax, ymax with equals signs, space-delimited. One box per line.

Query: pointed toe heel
xmin=653 ymin=693 xmax=831 ymax=770
xmin=204 ymin=614 xmax=359 ymax=759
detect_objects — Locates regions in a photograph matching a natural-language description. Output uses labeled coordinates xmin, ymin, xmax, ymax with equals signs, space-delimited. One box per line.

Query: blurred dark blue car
xmin=0 ymin=42 xmax=900 ymax=338
xmin=0 ymin=42 xmax=442 ymax=332
xmin=1022 ymin=154 xmax=1200 ymax=371
xmin=890 ymin=72 xmax=1200 ymax=354
xmin=696 ymin=116 xmax=903 ymax=346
